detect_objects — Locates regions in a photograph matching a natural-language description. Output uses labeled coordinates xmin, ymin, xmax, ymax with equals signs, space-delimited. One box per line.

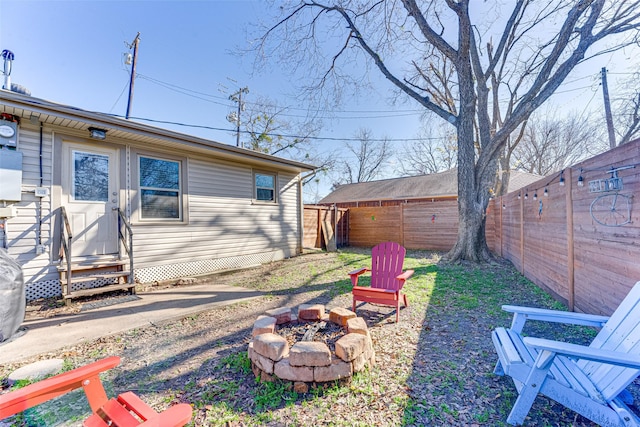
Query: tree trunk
xmin=445 ymin=162 xmax=495 ymax=263
xmin=444 ymin=6 xmax=493 ymax=264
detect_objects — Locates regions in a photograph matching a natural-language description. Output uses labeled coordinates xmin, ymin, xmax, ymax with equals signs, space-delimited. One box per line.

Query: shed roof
xmin=0 ymin=89 xmax=316 ymax=173
xmin=319 ymin=169 xmax=542 ymax=204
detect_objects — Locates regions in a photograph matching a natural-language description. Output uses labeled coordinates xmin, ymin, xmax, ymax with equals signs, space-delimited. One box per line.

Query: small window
xmin=255 ymin=172 xmax=276 ymax=202
xmin=73 ymin=151 xmax=109 ymax=202
xmin=139 ymin=156 xmax=181 ymax=219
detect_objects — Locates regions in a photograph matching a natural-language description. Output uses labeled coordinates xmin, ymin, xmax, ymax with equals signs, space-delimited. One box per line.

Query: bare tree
xmin=614 ymin=71 xmax=640 ymax=145
xmin=337 ymin=128 xmax=391 ymax=184
xmin=239 ymin=95 xmax=336 ymax=185
xmin=256 ymin=1 xmax=640 ymax=262
xmin=512 ymin=110 xmax=607 ymax=175
xmin=397 ymin=120 xmax=457 ymax=175
xmin=242 ymin=96 xmax=318 ymax=156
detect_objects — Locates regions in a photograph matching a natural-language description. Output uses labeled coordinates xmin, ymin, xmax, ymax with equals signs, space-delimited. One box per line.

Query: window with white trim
xmin=254 ymin=172 xmax=277 ymax=202
xmin=139 ymin=156 xmax=182 ymax=219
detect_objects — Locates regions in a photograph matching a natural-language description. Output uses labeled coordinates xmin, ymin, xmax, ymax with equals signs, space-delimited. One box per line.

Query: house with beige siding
xmin=0 ymin=89 xmax=315 ymax=301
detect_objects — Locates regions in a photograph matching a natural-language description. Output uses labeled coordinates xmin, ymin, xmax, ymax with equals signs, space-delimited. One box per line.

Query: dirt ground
xmin=2 ymin=249 xmax=639 ymax=426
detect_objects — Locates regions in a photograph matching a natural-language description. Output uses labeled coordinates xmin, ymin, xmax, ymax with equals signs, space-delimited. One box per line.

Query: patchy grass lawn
xmin=0 ymin=248 xmax=632 ymax=426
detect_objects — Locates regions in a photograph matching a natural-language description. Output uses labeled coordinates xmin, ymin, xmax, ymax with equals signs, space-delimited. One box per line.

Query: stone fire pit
xmin=248 ymin=304 xmax=375 ymax=392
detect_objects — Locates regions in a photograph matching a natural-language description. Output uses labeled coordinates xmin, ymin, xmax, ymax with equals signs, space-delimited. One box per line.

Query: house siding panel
xmin=3 ymin=126 xmax=58 ymax=296
xmin=131 ymin=158 xmax=301 ymax=279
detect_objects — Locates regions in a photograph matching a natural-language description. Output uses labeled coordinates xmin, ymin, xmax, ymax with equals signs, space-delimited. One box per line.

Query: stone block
xmin=289 ymin=341 xmax=331 ymax=367
xmin=329 ymin=307 xmax=357 ymax=326
xmin=314 ymin=359 xmax=352 ymax=382
xmin=335 ymin=333 xmax=366 ymax=362
xmin=253 ymin=333 xmax=289 ymax=361
xmin=260 ymin=370 xmax=275 ymax=382
xmin=363 ymin=335 xmax=375 ymax=360
xmin=274 ymin=358 xmax=314 ymax=382
xmin=252 ymin=352 xmax=274 ymax=374
xmin=346 ymin=317 xmax=369 ymax=336
xmin=298 ymin=304 xmax=325 ymax=321
xmin=265 ymin=307 xmax=292 ymax=325
xmin=248 ymin=341 xmax=254 ymax=360
xmin=352 ymin=352 xmax=368 ymax=373
xmin=251 ymin=362 xmax=262 ymax=378
xmin=252 ymin=315 xmax=277 ymax=337
xmin=293 ymin=381 xmax=309 ymax=394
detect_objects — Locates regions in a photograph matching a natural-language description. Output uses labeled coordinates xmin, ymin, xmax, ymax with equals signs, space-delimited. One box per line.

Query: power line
xmin=135 ymin=72 xmax=425 ymax=118
xmin=113 ymin=114 xmax=442 ymax=142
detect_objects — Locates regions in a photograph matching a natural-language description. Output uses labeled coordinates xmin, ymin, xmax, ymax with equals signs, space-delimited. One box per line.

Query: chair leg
xmin=507 ymin=353 xmax=553 ymax=425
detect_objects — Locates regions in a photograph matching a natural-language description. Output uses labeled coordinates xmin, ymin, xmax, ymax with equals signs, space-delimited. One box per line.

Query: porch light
xmin=577 ymin=170 xmax=584 ymax=187
xmin=533 ymin=191 xmax=538 ymax=200
xmin=88 ymin=127 xmax=107 ymax=140
xmin=559 ymin=171 xmax=565 ymax=186
xmin=544 ymin=187 xmax=548 ymax=197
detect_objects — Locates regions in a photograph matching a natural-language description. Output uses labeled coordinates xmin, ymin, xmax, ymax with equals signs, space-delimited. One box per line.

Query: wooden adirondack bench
xmin=0 ymin=356 xmax=192 ymax=427
xmin=492 ymin=280 xmax=640 ymax=426
xmin=349 ymin=241 xmax=414 ymax=323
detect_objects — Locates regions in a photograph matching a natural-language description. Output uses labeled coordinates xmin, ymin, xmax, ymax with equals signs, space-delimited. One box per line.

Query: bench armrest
xmin=348 ymin=267 xmax=369 ymax=276
xmin=524 ymin=337 xmax=640 ymax=370
xmin=502 ymin=305 xmax=609 ymax=333
xmin=0 ymin=356 xmax=120 ymax=419
xmin=396 ymin=270 xmax=414 ymax=282
xmin=348 ymin=267 xmax=370 ymax=286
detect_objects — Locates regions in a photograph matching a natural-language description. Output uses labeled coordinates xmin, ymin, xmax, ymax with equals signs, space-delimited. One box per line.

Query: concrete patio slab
xmin=0 ymin=283 xmax=262 ymax=365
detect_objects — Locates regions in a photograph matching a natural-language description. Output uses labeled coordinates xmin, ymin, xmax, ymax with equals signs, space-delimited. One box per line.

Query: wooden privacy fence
xmin=303 ymin=205 xmax=349 ymax=250
xmin=306 ymin=139 xmax=640 ymax=316
xmin=489 ymin=140 xmax=640 ymax=316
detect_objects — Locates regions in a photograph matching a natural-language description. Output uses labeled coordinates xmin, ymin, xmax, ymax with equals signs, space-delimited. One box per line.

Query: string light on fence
xmin=578 ymin=169 xmax=584 ymax=187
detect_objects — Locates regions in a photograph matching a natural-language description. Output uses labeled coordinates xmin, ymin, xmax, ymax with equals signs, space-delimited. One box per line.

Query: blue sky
xmin=1 ymin=1 xmax=637 ymax=200
xmin=0 ymin=1 xmax=422 ymax=141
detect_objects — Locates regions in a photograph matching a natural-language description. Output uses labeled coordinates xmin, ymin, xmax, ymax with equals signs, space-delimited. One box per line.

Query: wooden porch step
xmin=67 ymin=271 xmax=132 ymax=284
xmin=57 ymin=260 xmax=128 ymax=272
xmin=62 ymin=284 xmax=136 ymax=300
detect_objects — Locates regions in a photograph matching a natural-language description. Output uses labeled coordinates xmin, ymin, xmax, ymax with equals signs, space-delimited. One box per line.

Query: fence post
xmin=399 ymin=203 xmax=405 ymax=246
xmin=520 ymin=189 xmax=525 ymax=274
xmin=499 ymin=196 xmax=503 ymax=257
xmin=566 ymin=169 xmax=575 ymax=311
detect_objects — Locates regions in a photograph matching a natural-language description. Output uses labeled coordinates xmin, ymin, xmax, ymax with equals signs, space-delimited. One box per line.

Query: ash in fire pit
xmin=278 ymin=321 xmax=345 ymax=353
xmin=248 ymin=305 xmax=375 ymax=391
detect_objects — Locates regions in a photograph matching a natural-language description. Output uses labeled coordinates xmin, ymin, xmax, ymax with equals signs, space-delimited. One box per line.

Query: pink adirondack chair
xmin=349 ymin=242 xmax=414 ymax=322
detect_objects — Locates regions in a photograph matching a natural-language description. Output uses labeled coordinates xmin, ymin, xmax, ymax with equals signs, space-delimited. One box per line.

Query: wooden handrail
xmin=115 ymin=208 xmax=134 ymax=285
xmin=59 ymin=206 xmax=72 ymax=297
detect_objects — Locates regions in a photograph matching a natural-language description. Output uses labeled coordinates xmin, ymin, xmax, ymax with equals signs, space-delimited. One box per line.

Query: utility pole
xmin=601 ymin=67 xmax=616 ymax=149
xmin=125 ymin=32 xmax=141 ymax=120
xmin=227 ymin=86 xmax=249 ymax=147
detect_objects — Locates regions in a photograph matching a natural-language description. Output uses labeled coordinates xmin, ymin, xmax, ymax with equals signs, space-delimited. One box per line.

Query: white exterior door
xmin=62 ymin=143 xmax=119 ymax=257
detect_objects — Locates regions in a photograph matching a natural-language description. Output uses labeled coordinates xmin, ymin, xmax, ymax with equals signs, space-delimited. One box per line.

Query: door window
xmin=73 ymin=151 xmax=109 ymax=202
